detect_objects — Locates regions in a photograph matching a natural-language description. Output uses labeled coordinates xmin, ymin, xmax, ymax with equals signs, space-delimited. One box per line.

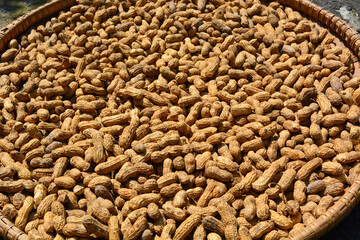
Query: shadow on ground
xmin=319 ymin=203 xmax=360 ymax=240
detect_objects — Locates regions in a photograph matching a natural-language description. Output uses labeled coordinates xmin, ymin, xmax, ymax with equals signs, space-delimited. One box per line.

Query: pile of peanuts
xmin=1 ymin=0 xmax=360 ymax=239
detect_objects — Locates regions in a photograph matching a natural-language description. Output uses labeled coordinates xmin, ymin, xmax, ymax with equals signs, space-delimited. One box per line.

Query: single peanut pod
xmin=303 ymin=212 xmax=316 ymax=225
xmin=293 ymin=180 xmax=307 ymax=205
xmin=198 ymin=180 xmax=217 ymax=207
xmin=287 ymin=200 xmax=301 ymax=216
xmin=229 ymin=140 xmax=241 ymax=159
xmin=252 ymin=162 xmax=281 ymax=192
xmin=334 ymin=151 xmax=360 ymax=164
xmin=297 ymin=157 xmax=322 ymax=180
xmin=218 ymin=201 xmax=237 ymax=225
xmin=129 ymin=193 xmax=161 ymax=210
xmin=52 ymin=157 xmax=68 ymax=179
xmin=15 ymin=196 xmax=34 ymax=230
xmin=240 ymin=195 xmax=256 ymax=221
xmin=231 ymin=103 xmax=252 ymax=116
xmin=159 ymin=218 xmax=175 ymax=238
xmin=184 ymin=153 xmax=196 ymax=174
xmin=36 ymin=194 xmax=57 ymax=217
xmin=147 ymin=202 xmax=160 ymax=220
xmin=90 ymin=200 xmax=111 ymax=224
xmin=324 ymin=182 xmax=344 ymax=196
xmin=241 ymin=138 xmax=264 ymax=152
xmin=83 ymin=128 xmax=105 ymax=164
xmin=321 ymin=113 xmax=346 ymax=127
xmin=225 ymin=224 xmax=240 ymax=240
xmin=270 ymin=210 xmax=294 ymax=230
xmin=54 ymin=176 xmax=76 ymax=188
xmin=160 ymin=183 xmax=182 ymax=198
xmin=283 ymin=120 xmax=301 ymax=132
xmin=82 ymin=215 xmax=109 ymax=239
xmin=229 ymin=170 xmax=258 ymax=197
xmin=215 ymin=156 xmax=239 ymax=172
xmin=3 ymin=204 xmax=17 ymax=220
xmin=280 ymin=147 xmax=305 ymax=160
xmin=43 ymin=211 xmax=55 ymax=233
xmin=51 ymin=201 xmax=66 ymax=233
xmin=277 ymin=130 xmax=291 ymax=148
xmin=173 ymin=214 xmax=202 ymax=240
xmin=88 ymin=175 xmax=112 ymax=189
xmin=94 ymin=155 xmax=129 ymax=174
xmin=278 ymin=168 xmax=297 ymax=191
xmin=193 ymin=224 xmax=206 ymax=239
xmin=259 ymin=122 xmax=277 ymax=139
xmin=34 ymin=184 xmax=47 ymax=205
xmin=202 ymin=216 xmax=225 ymax=236
xmin=301 ymin=201 xmax=318 ymax=214
xmin=63 ymin=221 xmax=89 ymax=237
xmin=173 ymin=190 xmax=188 ymax=208
xmin=347 ymin=105 xmax=360 ymax=123
xmin=163 ymin=201 xmax=187 ymax=221
xmin=248 ymin=151 xmax=270 ymax=170
xmin=201 ymin=56 xmax=220 ymax=79
xmin=256 ymin=194 xmax=270 ymax=220
xmin=306 ymin=180 xmax=326 ymax=194
xmin=313 ymin=196 xmax=334 ymax=218
xmin=157 ymin=172 xmax=178 ymax=188
xmin=205 ymin=166 xmax=233 ymax=182
xmin=317 ymin=93 xmax=332 ymax=115
xmin=207 ymin=232 xmax=222 ymax=240
xmin=264 ymin=230 xmax=281 ymax=240
xmin=249 ymin=220 xmax=275 ymax=239
xmin=187 ymin=205 xmax=218 ymax=217
xmin=179 ymin=95 xmax=201 ymax=108
xmin=321 ymin=162 xmax=343 ymax=175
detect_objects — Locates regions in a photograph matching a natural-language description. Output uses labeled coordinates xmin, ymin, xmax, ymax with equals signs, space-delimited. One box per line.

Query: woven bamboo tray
xmin=0 ymin=0 xmax=359 ymax=240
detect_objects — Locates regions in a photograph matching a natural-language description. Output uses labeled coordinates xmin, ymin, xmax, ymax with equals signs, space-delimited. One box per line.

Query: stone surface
xmin=0 ymin=0 xmax=50 ymax=29
xmin=311 ymin=0 xmax=360 ymax=31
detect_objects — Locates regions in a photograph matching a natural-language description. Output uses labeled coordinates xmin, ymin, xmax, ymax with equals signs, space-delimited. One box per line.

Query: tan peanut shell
xmin=0 ymin=0 xmax=359 ymax=238
xmin=173 ymin=214 xmax=202 ymax=240
xmin=15 ymin=196 xmax=34 ymax=230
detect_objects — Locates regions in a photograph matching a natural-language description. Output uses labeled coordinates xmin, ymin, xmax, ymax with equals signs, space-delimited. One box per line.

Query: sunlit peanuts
xmin=0 ymin=0 xmax=358 ymax=238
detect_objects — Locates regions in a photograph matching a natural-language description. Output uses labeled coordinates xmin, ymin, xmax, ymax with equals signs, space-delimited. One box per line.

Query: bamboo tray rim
xmin=0 ymin=0 xmax=359 ymax=240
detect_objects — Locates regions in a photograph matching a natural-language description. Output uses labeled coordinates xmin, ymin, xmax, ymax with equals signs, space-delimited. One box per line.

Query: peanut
xmin=0 ymin=0 xmax=357 ymax=238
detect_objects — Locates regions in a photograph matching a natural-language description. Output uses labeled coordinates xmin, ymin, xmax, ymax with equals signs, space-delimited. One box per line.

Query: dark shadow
xmin=320 ymin=202 xmax=360 ymax=240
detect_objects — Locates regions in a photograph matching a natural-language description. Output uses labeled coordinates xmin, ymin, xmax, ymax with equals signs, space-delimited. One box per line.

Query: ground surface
xmin=312 ymin=0 xmax=360 ymax=31
xmin=0 ymin=0 xmax=360 ymax=240
xmin=0 ymin=0 xmax=50 ymax=29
